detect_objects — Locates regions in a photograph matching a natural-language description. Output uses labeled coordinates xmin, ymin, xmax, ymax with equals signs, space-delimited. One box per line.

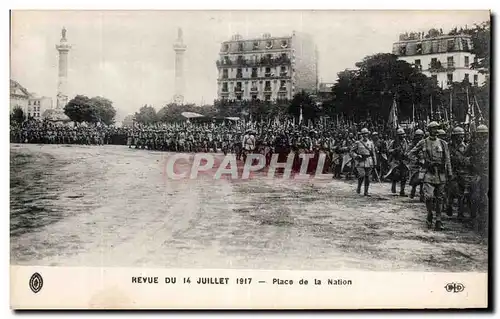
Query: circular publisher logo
xmin=29 ymin=272 xmax=43 ymax=293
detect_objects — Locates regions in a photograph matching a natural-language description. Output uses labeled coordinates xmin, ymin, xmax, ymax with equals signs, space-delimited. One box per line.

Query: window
xmin=281 ymin=53 xmax=287 ymax=60
xmin=265 ymin=94 xmax=271 ymax=101
xmin=464 ymin=73 xmax=470 ymax=83
xmin=222 ymin=69 xmax=228 ymax=79
xmin=236 ymin=68 xmax=242 ymax=78
xmin=251 ymin=68 xmax=258 ymax=78
xmin=416 ymin=43 xmax=422 ymax=54
xmin=280 ymin=80 xmax=286 ymax=90
xmin=265 ymin=80 xmax=271 ymax=91
xmin=474 ymin=74 xmax=479 ymax=86
xmin=281 ymin=39 xmax=288 ymax=48
xmin=447 ymin=39 xmax=455 ymax=51
xmin=265 ymin=67 xmax=271 ymax=77
xmin=253 ymin=41 xmax=259 ymax=50
xmin=223 ymin=56 xmax=230 ymax=64
xmin=236 ymin=82 xmax=242 ymax=91
xmin=251 ymin=95 xmax=258 ymax=100
xmin=399 ymin=45 xmax=406 ymax=55
xmin=278 ymin=93 xmax=287 ymax=100
xmin=236 ymin=94 xmax=242 ymax=101
xmin=222 ymin=44 xmax=229 ymax=52
xmin=465 ymin=56 xmax=470 ymax=68
xmin=238 ymin=42 xmax=244 ymax=51
xmin=28 ymin=101 xmax=31 ymax=105
xmin=447 ymin=56 xmax=454 ymax=68
xmin=447 ymin=73 xmax=453 ymax=85
xmin=414 ymin=59 xmax=421 ymax=70
xmin=222 ymin=82 xmax=228 ymax=92
xmin=251 ymin=81 xmax=258 ymax=91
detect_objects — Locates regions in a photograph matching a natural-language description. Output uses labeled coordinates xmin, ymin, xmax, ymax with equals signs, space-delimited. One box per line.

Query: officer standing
xmin=407 ymin=121 xmax=453 ymax=231
xmin=350 ymin=128 xmax=377 ymax=196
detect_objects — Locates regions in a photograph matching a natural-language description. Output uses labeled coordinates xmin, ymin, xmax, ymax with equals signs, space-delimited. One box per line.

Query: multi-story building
xmin=216 ymin=32 xmax=318 ymax=102
xmin=392 ymin=29 xmax=485 ymax=89
xmin=10 ymin=79 xmax=30 ymax=114
xmin=28 ymin=95 xmax=53 ymax=120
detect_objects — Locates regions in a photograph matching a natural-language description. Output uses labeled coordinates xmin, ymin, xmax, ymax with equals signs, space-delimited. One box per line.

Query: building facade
xmin=392 ymin=30 xmax=485 ymax=89
xmin=216 ymin=32 xmax=318 ymax=102
xmin=10 ymin=79 xmax=30 ymax=114
xmin=28 ymin=95 xmax=53 ymax=120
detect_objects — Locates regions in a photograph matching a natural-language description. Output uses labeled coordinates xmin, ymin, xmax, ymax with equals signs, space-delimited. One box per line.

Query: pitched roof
xmin=10 ymin=79 xmax=30 ymax=97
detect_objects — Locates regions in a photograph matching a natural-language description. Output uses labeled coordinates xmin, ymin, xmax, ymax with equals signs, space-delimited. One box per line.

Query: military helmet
xmin=427 ymin=121 xmax=439 ymax=129
xmin=372 ymin=131 xmax=379 ymax=136
xmin=360 ymin=128 xmax=369 ymax=134
xmin=476 ymin=124 xmax=489 ymax=134
xmin=397 ymin=128 xmax=405 ymax=135
xmin=437 ymin=129 xmax=446 ymax=136
xmin=414 ymin=129 xmax=424 ymax=135
xmin=452 ymin=126 xmax=465 ymax=135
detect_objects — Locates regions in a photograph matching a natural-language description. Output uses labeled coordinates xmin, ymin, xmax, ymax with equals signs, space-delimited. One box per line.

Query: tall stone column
xmin=56 ymin=27 xmax=72 ymax=109
xmin=172 ymin=28 xmax=187 ymax=105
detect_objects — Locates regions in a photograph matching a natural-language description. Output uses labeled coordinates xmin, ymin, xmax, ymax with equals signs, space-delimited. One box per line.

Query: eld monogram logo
xmin=29 ymin=272 xmax=43 ymax=293
xmin=444 ymin=282 xmax=465 ymax=293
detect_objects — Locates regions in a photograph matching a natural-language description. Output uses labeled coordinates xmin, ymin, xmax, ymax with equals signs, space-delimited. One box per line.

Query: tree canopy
xmin=64 ymin=95 xmax=117 ymax=125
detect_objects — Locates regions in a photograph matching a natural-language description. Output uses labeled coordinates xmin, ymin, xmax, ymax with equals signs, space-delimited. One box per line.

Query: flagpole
xmin=430 ymin=95 xmax=433 ymax=121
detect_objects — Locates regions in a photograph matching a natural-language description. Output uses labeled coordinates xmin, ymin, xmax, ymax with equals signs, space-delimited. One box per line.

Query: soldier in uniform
xmin=385 ymin=128 xmax=410 ymax=196
xmin=408 ymin=129 xmax=425 ymax=201
xmin=466 ymin=124 xmax=489 ymax=236
xmin=350 ymin=128 xmax=377 ymax=196
xmin=407 ymin=121 xmax=453 ymax=231
xmin=447 ymin=126 xmax=472 ymax=220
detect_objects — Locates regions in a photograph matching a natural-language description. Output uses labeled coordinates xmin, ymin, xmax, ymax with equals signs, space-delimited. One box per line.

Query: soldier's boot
xmin=400 ymin=181 xmax=407 ymax=197
xmin=364 ymin=177 xmax=370 ymax=196
xmin=419 ymin=184 xmax=424 ymax=202
xmin=425 ymin=200 xmax=434 ymax=229
xmin=434 ymin=199 xmax=444 ymax=231
xmin=391 ymin=181 xmax=397 ymax=194
xmin=356 ymin=178 xmax=363 ymax=194
xmin=457 ymin=197 xmax=466 ymax=220
xmin=410 ymin=186 xmax=416 ymax=199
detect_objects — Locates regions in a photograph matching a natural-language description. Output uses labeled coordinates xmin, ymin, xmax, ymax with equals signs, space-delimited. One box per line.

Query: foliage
xmin=288 ymin=91 xmax=321 ymax=121
xmin=10 ymin=106 xmax=25 ymax=126
xmin=329 ymin=53 xmax=442 ymax=122
xmin=64 ymin=95 xmax=117 ymax=124
xmin=134 ymin=105 xmax=158 ymax=125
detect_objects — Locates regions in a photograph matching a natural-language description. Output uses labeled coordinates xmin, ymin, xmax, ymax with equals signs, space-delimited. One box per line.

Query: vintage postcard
xmin=10 ymin=9 xmax=490 ymax=309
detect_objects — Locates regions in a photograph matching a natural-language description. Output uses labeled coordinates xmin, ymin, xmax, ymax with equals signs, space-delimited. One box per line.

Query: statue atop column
xmin=61 ymin=27 xmax=67 ymax=41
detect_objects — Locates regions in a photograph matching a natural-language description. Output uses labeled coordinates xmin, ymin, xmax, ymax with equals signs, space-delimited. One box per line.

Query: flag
xmin=388 ymin=97 xmax=398 ymax=129
xmin=299 ymin=105 xmax=303 ymax=125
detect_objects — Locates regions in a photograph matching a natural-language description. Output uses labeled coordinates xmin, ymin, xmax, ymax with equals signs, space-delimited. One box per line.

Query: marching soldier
xmin=407 ymin=121 xmax=453 ymax=231
xmin=409 ymin=129 xmax=425 ymax=201
xmin=447 ymin=126 xmax=472 ymax=220
xmin=466 ymin=124 xmax=489 ymax=236
xmin=350 ymin=128 xmax=377 ymax=196
xmin=385 ymin=128 xmax=410 ymax=196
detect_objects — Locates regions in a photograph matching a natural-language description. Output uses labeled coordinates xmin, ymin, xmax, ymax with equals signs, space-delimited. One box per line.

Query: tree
xmin=463 ymin=21 xmax=490 ymax=73
xmin=288 ymin=90 xmax=321 ymax=122
xmin=64 ymin=95 xmax=94 ymax=123
xmin=10 ymin=106 xmax=25 ymax=126
xmin=134 ymin=105 xmax=158 ymax=124
xmin=90 ymin=96 xmax=116 ymax=125
xmin=329 ymin=53 xmax=441 ymax=123
xmin=64 ymin=95 xmax=117 ymax=124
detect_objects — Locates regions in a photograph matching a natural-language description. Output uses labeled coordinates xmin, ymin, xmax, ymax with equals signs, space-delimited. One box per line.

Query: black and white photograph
xmin=9 ymin=9 xmax=491 ymax=309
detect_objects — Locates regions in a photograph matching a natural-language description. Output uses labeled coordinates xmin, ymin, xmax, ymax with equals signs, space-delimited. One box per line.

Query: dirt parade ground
xmin=10 ymin=144 xmax=487 ymax=272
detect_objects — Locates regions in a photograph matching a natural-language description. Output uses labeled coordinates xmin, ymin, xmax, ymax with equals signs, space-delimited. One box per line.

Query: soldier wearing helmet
xmin=409 ymin=129 xmax=425 ymax=201
xmin=384 ymin=127 xmax=410 ymax=196
xmin=350 ymin=128 xmax=377 ymax=196
xmin=465 ymin=124 xmax=489 ymax=236
xmin=407 ymin=121 xmax=453 ymax=231
xmin=446 ymin=126 xmax=472 ymax=220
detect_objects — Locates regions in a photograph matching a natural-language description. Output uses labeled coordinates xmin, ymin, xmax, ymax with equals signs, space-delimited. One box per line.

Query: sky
xmin=10 ymin=10 xmax=489 ymax=121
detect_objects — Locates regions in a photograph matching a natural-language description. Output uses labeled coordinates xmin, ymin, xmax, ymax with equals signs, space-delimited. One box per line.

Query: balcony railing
xmin=234 ymin=87 xmax=243 ymax=93
xmin=265 ymin=73 xmax=272 ymax=77
xmin=236 ymin=73 xmax=243 ymax=79
xmin=264 ymin=87 xmax=272 ymax=92
xmin=250 ymin=87 xmax=258 ymax=92
xmin=279 ymin=72 xmax=288 ymax=77
xmin=279 ymin=86 xmax=287 ymax=91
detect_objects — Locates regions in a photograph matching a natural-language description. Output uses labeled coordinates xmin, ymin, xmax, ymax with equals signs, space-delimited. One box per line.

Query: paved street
xmin=10 ymin=144 xmax=487 ymax=271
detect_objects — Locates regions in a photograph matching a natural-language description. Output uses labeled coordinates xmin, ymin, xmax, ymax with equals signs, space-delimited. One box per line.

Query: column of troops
xmin=10 ymin=120 xmax=489 ymax=235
